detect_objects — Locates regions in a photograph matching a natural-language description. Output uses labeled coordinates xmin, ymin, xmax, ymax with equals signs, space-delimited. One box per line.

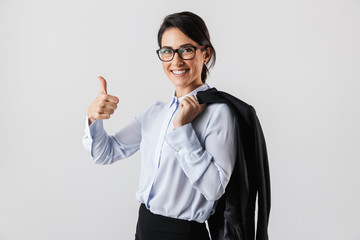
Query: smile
xmin=171 ymin=69 xmax=189 ymax=76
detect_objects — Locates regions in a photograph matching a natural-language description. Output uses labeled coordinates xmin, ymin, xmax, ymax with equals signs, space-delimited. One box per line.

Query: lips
xmin=171 ymin=69 xmax=189 ymax=76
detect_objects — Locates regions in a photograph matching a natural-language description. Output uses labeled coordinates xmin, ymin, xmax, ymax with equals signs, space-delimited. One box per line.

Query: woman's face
xmin=160 ymin=27 xmax=210 ymax=97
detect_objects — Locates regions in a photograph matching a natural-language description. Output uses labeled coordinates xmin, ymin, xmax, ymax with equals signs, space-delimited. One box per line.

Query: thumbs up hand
xmin=87 ymin=76 xmax=119 ymax=125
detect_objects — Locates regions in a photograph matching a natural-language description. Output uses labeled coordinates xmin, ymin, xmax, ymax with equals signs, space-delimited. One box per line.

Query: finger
xmin=183 ymin=96 xmax=199 ymax=110
xmin=101 ymin=101 xmax=117 ymax=110
xmin=186 ymin=96 xmax=206 ymax=113
xmin=98 ymin=76 xmax=107 ymax=94
xmin=186 ymin=95 xmax=200 ymax=106
xmin=180 ymin=97 xmax=191 ymax=108
xmin=98 ymin=107 xmax=115 ymax=115
xmin=94 ymin=113 xmax=111 ymax=120
xmin=199 ymin=103 xmax=207 ymax=111
xmin=104 ymin=94 xmax=119 ymax=104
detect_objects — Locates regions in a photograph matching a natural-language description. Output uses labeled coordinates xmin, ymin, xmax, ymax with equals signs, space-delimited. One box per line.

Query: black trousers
xmin=135 ymin=204 xmax=210 ymax=240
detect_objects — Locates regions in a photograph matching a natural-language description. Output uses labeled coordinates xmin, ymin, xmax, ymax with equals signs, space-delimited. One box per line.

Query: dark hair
xmin=157 ymin=11 xmax=216 ymax=83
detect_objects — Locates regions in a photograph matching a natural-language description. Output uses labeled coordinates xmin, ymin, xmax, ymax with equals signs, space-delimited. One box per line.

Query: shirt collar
xmin=169 ymin=83 xmax=210 ymax=108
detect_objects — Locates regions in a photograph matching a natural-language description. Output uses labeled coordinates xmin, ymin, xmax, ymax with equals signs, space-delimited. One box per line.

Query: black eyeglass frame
xmin=156 ymin=46 xmax=208 ymax=62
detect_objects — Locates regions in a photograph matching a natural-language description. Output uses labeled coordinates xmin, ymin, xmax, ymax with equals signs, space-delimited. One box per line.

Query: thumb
xmin=97 ymin=76 xmax=107 ymax=94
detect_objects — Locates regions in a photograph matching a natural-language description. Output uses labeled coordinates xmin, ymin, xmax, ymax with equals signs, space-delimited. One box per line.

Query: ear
xmin=203 ymin=47 xmax=212 ymax=64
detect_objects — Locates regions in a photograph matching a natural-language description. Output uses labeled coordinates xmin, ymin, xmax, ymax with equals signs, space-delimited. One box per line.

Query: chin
xmin=170 ymin=78 xmax=191 ymax=88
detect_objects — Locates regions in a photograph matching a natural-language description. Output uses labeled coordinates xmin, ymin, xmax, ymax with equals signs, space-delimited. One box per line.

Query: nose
xmin=172 ymin=51 xmax=184 ymax=65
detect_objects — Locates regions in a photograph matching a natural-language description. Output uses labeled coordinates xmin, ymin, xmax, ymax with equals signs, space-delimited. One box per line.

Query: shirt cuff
xmin=85 ymin=115 xmax=105 ymax=140
xmin=165 ymin=123 xmax=202 ymax=154
xmin=82 ymin=115 xmax=105 ymax=153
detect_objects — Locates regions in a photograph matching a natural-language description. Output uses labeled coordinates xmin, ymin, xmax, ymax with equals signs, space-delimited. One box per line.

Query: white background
xmin=1 ymin=0 xmax=359 ymax=239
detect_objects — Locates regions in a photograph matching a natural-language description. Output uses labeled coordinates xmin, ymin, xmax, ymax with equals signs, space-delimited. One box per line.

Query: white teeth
xmin=172 ymin=70 xmax=186 ymax=75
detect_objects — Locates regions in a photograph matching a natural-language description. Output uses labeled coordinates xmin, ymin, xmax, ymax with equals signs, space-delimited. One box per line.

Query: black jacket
xmin=197 ymin=88 xmax=271 ymax=240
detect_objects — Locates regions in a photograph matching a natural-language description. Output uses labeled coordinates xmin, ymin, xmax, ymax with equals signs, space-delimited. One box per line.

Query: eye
xmin=182 ymin=47 xmax=194 ymax=53
xmin=160 ymin=48 xmax=173 ymax=54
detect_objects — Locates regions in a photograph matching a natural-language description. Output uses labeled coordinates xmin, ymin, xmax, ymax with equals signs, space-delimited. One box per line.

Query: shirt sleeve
xmin=165 ymin=104 xmax=237 ymax=201
xmin=82 ymin=114 xmax=142 ymax=165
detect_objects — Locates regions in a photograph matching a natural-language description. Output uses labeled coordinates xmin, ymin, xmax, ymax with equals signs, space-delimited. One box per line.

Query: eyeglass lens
xmin=158 ymin=47 xmax=196 ymax=61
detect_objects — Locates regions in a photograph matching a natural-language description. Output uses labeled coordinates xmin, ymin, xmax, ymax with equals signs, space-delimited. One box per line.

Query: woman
xmin=82 ymin=11 xmax=237 ymax=240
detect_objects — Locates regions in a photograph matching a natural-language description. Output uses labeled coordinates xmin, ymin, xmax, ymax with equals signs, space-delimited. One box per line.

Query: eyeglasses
xmin=156 ymin=46 xmax=207 ymax=62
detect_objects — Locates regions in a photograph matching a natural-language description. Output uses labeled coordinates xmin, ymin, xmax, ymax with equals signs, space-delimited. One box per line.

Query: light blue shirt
xmin=82 ymin=84 xmax=237 ymax=223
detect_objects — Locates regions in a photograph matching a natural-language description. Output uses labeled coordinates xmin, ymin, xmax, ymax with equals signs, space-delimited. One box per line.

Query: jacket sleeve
xmin=250 ymin=106 xmax=271 ymax=240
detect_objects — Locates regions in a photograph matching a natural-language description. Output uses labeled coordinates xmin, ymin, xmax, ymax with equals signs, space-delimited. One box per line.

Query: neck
xmin=175 ymin=83 xmax=203 ymax=98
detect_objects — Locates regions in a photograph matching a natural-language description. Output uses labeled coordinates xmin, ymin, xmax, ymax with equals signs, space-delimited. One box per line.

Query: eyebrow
xmin=161 ymin=43 xmax=194 ymax=49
